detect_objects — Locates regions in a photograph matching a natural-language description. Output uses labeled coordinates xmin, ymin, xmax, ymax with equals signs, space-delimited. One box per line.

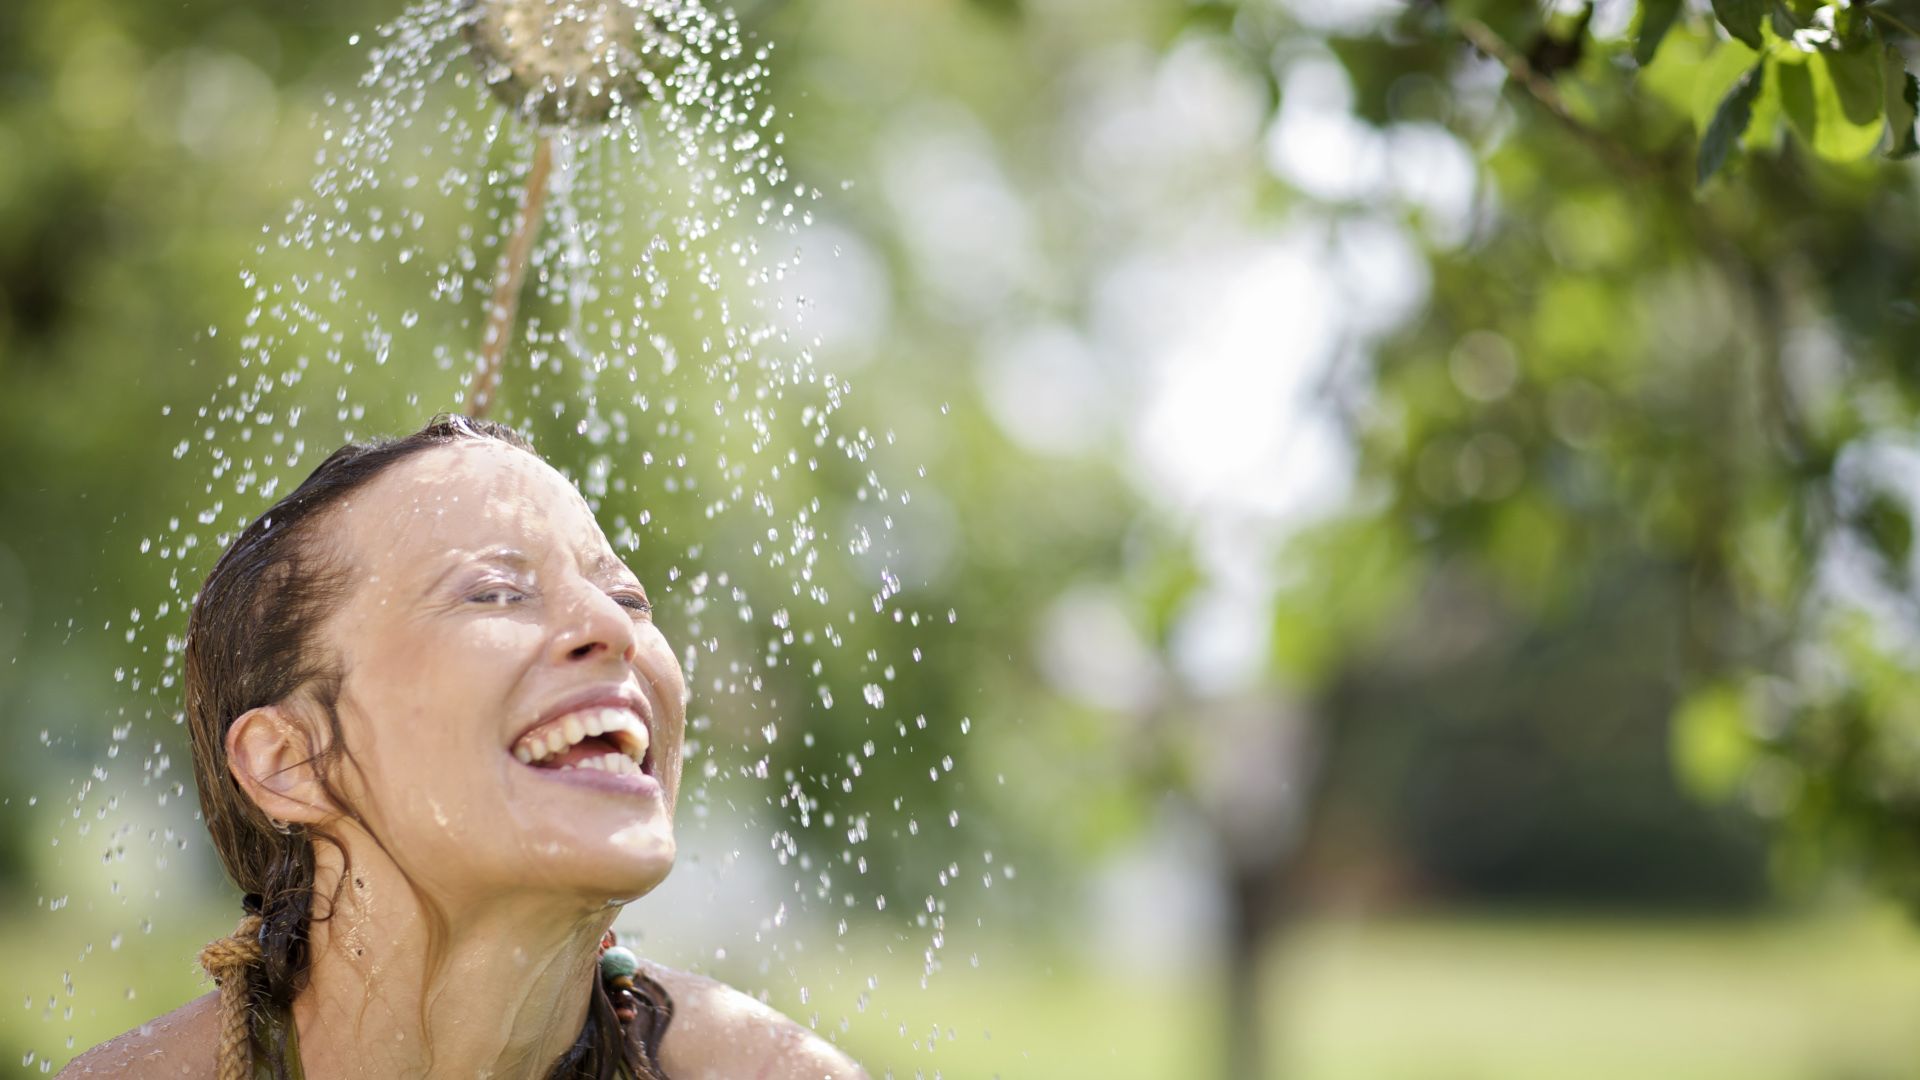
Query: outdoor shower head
xmin=462 ymin=0 xmax=675 ymax=127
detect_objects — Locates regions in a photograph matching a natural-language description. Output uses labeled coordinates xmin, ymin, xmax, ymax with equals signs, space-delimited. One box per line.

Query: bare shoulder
xmin=642 ymin=962 xmax=868 ymax=1080
xmin=57 ymin=992 xmax=219 ymax=1079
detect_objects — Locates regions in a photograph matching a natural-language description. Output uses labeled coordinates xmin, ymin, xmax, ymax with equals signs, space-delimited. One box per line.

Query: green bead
xmin=599 ymin=945 xmax=639 ymax=981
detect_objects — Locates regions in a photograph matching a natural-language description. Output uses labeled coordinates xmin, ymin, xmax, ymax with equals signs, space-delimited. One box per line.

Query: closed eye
xmin=612 ymin=591 xmax=652 ymax=614
xmin=469 ymin=586 xmax=529 ymax=606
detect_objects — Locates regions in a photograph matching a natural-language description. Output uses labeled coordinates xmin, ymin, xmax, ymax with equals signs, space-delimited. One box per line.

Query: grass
xmin=820 ymin=913 xmax=1920 ymax=1079
xmin=14 ymin=909 xmax=1920 ymax=1077
xmin=1266 ymin=915 xmax=1920 ymax=1080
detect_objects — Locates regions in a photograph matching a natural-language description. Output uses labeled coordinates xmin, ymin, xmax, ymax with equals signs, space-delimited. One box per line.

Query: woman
xmin=64 ymin=416 xmax=865 ymax=1079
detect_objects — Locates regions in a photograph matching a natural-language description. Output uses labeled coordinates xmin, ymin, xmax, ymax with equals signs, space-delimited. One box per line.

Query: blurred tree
xmin=883 ymin=0 xmax=1920 ymax=1073
xmin=1194 ymin=12 xmax=1920 ymax=1078
xmin=1282 ymin=0 xmax=1920 ymax=912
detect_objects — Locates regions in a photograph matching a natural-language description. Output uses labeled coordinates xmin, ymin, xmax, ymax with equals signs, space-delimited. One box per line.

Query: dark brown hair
xmin=184 ymin=414 xmax=652 ymax=1080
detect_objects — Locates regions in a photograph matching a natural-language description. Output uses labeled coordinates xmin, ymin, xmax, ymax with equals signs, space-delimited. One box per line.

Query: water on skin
xmin=28 ymin=1 xmax=994 ymax=1072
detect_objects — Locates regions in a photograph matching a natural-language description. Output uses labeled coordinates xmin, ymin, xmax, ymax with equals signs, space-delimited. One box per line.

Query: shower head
xmin=462 ymin=0 xmax=675 ymax=128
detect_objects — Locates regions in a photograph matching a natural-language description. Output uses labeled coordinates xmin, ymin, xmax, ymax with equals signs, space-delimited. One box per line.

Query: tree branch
xmin=1456 ymin=18 xmax=1669 ymax=182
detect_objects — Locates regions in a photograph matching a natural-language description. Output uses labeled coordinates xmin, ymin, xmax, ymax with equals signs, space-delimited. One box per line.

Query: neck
xmin=288 ymin=842 xmax=617 ymax=1080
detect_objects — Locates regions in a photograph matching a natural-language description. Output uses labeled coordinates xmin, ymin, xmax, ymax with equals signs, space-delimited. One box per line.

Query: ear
xmin=226 ymin=704 xmax=336 ymax=826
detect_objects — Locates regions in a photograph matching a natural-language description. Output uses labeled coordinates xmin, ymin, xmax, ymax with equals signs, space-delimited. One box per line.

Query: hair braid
xmin=197 ymin=913 xmax=264 ymax=1080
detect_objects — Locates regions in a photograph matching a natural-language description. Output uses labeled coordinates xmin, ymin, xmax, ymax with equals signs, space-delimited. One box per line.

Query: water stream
xmin=29 ymin=3 xmax=989 ymax=1073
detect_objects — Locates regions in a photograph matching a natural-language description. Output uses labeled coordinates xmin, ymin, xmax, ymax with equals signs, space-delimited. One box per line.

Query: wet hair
xmin=184 ymin=414 xmax=654 ymax=1080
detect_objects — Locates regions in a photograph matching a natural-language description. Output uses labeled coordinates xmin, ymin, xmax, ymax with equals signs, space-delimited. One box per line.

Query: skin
xmin=61 ymin=441 xmax=865 ymax=1080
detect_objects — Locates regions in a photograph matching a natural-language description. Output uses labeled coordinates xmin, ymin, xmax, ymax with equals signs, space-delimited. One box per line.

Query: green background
xmin=9 ymin=0 xmax=1920 ymax=1075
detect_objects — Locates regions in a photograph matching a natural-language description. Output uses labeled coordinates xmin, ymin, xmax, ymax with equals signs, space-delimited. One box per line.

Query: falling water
xmin=28 ymin=2 xmax=999 ymax=1073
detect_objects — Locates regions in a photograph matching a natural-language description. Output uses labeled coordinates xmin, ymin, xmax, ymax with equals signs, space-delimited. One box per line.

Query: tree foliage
xmin=1248 ymin=0 xmax=1920 ymax=910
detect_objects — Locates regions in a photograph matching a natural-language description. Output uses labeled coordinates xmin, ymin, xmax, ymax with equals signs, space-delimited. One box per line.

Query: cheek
xmin=636 ymin=633 xmax=686 ymax=723
xmin=339 ymin=617 xmax=543 ymax=785
xmin=358 ymin=615 xmax=538 ymax=703
xmin=639 ymin=634 xmax=687 ymax=804
xmin=637 ymin=624 xmax=684 ymax=688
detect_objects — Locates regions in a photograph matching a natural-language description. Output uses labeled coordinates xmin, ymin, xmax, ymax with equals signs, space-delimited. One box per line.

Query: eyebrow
xmin=586 ymin=548 xmax=640 ymax=584
xmin=420 ymin=546 xmax=533 ymax=598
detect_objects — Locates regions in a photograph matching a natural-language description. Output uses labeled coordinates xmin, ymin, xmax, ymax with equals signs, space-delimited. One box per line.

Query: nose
xmin=551 ymin=578 xmax=639 ymax=667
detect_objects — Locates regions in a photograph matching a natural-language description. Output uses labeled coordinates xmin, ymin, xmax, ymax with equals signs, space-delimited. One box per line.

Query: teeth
xmin=576 ymin=753 xmax=621 ymax=775
xmin=574 ymin=753 xmax=640 ymax=776
xmin=588 ymin=707 xmax=631 ymax=736
xmin=595 ymin=713 xmax=649 ymax=765
xmin=513 ymin=705 xmax=653 ymax=770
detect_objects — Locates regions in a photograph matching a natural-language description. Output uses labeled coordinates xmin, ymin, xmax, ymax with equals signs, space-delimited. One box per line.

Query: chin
xmin=570 ymin=820 xmax=677 ymax=902
xmin=490 ymin=736 xmax=681 ymax=889
xmin=606 ymin=818 xmax=683 ymax=895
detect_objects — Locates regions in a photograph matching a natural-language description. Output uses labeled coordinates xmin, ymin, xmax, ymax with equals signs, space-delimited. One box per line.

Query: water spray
xmin=461 ymin=0 xmax=673 ymax=417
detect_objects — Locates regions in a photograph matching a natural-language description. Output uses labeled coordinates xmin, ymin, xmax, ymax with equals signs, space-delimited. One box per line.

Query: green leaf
xmin=1699 ymin=60 xmax=1768 ymax=185
xmin=1692 ymin=40 xmax=1761 ymax=129
xmin=1768 ymin=0 xmax=1810 ymax=39
xmin=1778 ymin=45 xmax=1887 ymax=160
xmin=1693 ymin=40 xmax=1783 ymax=151
xmin=1711 ymin=0 xmax=1767 ymax=47
xmin=1884 ymin=51 xmax=1920 ymax=157
xmin=1833 ymin=1 xmax=1875 ymax=48
xmin=1635 ymin=0 xmax=1684 ymax=65
xmin=1671 ymin=683 xmax=1755 ymax=802
xmin=1867 ymin=0 xmax=1920 ymax=40
xmin=1855 ymin=491 xmax=1915 ymax=571
xmin=1641 ymin=24 xmax=1713 ymax=117
xmin=1745 ymin=58 xmax=1787 ymax=148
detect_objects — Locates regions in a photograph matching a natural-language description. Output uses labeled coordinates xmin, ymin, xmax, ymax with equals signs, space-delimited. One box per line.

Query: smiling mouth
xmin=512 ymin=706 xmax=653 ymax=780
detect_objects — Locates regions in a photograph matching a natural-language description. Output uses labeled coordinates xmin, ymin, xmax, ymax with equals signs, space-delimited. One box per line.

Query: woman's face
xmin=313 ymin=440 xmax=685 ymax=906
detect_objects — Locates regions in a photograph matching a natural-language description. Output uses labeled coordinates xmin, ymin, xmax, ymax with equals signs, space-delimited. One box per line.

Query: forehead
xmin=328 ymin=440 xmax=610 ymax=573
